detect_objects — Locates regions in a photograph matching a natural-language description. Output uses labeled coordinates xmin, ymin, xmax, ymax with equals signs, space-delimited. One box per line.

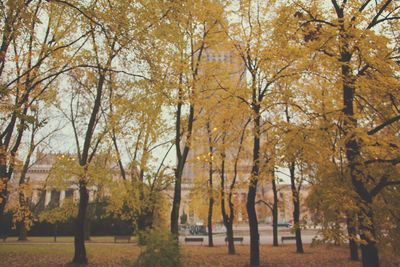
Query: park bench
xmin=0 ymin=235 xmax=7 ymax=242
xmin=184 ymin=237 xmax=204 ymax=245
xmin=224 ymin=236 xmax=244 ymax=245
xmin=114 ymin=235 xmax=131 ymax=243
xmin=281 ymin=236 xmax=296 ymax=244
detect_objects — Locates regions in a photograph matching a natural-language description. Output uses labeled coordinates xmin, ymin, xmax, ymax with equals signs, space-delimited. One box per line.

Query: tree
xmin=0 ymin=0 xmax=83 ymax=220
xmin=11 ymin=102 xmax=62 ymax=241
xmin=220 ymin=117 xmax=250 ymax=254
xmin=160 ymin=0 xmax=225 ymax=237
xmin=292 ymin=1 xmax=400 ymax=265
xmin=56 ymin=1 xmax=137 ymax=262
xmin=226 ymin=1 xmax=301 ymax=264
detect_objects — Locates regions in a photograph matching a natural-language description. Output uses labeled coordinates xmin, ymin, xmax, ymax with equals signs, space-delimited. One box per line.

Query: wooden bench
xmin=184 ymin=237 xmax=204 ymax=245
xmin=224 ymin=236 xmax=244 ymax=245
xmin=114 ymin=235 xmax=131 ymax=243
xmin=281 ymin=236 xmax=296 ymax=244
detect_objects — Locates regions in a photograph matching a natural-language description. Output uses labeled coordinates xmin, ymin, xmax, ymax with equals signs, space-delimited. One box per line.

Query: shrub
xmin=128 ymin=228 xmax=181 ymax=267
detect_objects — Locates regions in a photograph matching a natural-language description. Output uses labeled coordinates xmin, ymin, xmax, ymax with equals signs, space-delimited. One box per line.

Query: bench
xmin=281 ymin=236 xmax=296 ymax=244
xmin=184 ymin=237 xmax=204 ymax=245
xmin=114 ymin=235 xmax=131 ymax=243
xmin=224 ymin=236 xmax=244 ymax=245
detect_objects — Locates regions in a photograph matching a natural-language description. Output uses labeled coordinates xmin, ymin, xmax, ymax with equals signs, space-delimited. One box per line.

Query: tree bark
xmin=206 ymin=122 xmax=214 ymax=247
xmin=73 ymin=182 xmax=89 ymax=265
xmin=0 ymin=159 xmax=8 ymax=219
xmin=247 ymin=104 xmax=261 ymax=266
xmin=18 ymin=221 xmax=28 ymax=241
xmin=207 ymin=196 xmax=214 ymax=247
xmin=346 ymin=214 xmax=359 ymax=261
xmin=247 ymin=182 xmax=259 ymax=266
xmin=170 ymin=83 xmax=194 ymax=236
xmin=272 ymin=175 xmax=278 ymax=247
xmin=289 ymin=162 xmax=304 ymax=253
xmin=337 ymin=15 xmax=380 ymax=265
xmin=170 ymin=169 xmax=182 ymax=236
xmin=359 ymin=203 xmax=379 ymax=267
xmin=220 ymin=131 xmax=237 ymax=255
xmin=220 ymin=145 xmax=235 ymax=254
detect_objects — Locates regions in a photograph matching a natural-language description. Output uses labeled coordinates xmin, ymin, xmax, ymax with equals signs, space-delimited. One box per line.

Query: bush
xmin=128 ymin=228 xmax=181 ymax=267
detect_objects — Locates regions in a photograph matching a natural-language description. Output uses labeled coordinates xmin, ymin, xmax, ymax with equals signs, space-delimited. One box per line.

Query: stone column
xmin=60 ymin=190 xmax=65 ymax=205
xmin=44 ymin=190 xmax=51 ymax=206
xmin=31 ymin=189 xmax=38 ymax=204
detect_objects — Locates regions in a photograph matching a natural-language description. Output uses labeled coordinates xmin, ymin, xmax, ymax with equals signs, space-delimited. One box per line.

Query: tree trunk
xmin=207 ymin=196 xmax=214 ymax=247
xmin=360 ymin=240 xmax=379 ymax=267
xmin=17 ymin=192 xmax=28 ymax=241
xmin=272 ymin=176 xmax=278 ymax=247
xmin=346 ymin=214 xmax=359 ymax=261
xmin=289 ymin=162 xmax=304 ymax=253
xmin=0 ymin=187 xmax=7 ymax=220
xmin=248 ymin=104 xmax=261 ymax=266
xmin=73 ymin=182 xmax=89 ymax=265
xmin=170 ymin=82 xmax=194 ymax=237
xmin=206 ymin=122 xmax=214 ymax=247
xmin=225 ymin=221 xmax=235 ymax=254
xmin=359 ymin=203 xmax=379 ymax=267
xmin=170 ymin=169 xmax=182 ymax=236
xmin=84 ymin=218 xmax=91 ymax=241
xmin=0 ymin=153 xmax=8 ymax=219
xmin=18 ymin=221 xmax=28 ymax=241
xmin=339 ymin=35 xmax=380 ymax=267
xmin=247 ymin=184 xmax=259 ymax=266
xmin=220 ymin=137 xmax=236 ymax=255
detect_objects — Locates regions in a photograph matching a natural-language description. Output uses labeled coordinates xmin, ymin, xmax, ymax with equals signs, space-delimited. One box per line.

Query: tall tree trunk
xmin=17 ymin=191 xmax=28 ymax=241
xmin=170 ymin=169 xmax=182 ymax=236
xmin=338 ymin=21 xmax=380 ymax=265
xmin=73 ymin=182 xmax=89 ymax=265
xmin=0 ymin=114 xmax=25 ymax=220
xmin=220 ymin=148 xmax=235 ymax=254
xmin=71 ymin=61 xmax=107 ymax=264
xmin=247 ymin=104 xmax=261 ymax=266
xmin=272 ymin=175 xmax=278 ymax=247
xmin=170 ymin=83 xmax=194 ymax=236
xmin=359 ymin=202 xmax=379 ymax=267
xmin=289 ymin=162 xmax=304 ymax=253
xmin=0 ymin=166 xmax=7 ymax=219
xmin=206 ymin=122 xmax=214 ymax=247
xmin=220 ymin=130 xmax=238 ymax=255
xmin=247 ymin=182 xmax=259 ymax=266
xmin=346 ymin=214 xmax=359 ymax=261
xmin=207 ymin=196 xmax=214 ymax=247
xmin=0 ymin=145 xmax=7 ymax=218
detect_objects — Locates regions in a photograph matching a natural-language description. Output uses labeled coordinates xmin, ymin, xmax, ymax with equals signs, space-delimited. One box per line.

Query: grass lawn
xmin=0 ymin=243 xmax=399 ymax=267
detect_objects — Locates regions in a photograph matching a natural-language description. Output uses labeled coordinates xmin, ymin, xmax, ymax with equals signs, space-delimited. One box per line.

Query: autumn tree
xmin=153 ymin=0 xmax=226 ymax=237
xmin=11 ymin=102 xmax=63 ymax=241
xmin=50 ymin=0 xmax=144 ymax=263
xmin=226 ymin=1 xmax=302 ymax=264
xmin=291 ymin=1 xmax=400 ymax=266
xmin=0 ymin=0 xmax=83 ymax=220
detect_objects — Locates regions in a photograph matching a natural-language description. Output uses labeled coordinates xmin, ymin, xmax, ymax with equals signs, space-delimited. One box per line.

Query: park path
xmin=0 ymin=230 xmax=320 ymax=246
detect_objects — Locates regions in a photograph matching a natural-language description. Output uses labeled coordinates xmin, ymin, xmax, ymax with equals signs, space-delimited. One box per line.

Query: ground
xmin=1 ymin=242 xmax=399 ymax=267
